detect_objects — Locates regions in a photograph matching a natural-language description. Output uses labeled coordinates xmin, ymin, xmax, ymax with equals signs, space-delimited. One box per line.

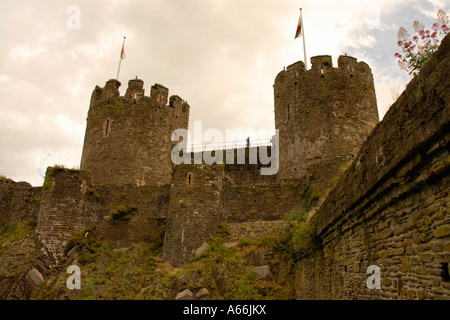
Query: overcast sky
xmin=0 ymin=0 xmax=448 ymax=186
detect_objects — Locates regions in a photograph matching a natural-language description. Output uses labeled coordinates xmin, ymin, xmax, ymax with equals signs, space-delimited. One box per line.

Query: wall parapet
xmin=316 ymin=34 xmax=450 ymax=237
xmin=295 ymin=33 xmax=450 ymax=300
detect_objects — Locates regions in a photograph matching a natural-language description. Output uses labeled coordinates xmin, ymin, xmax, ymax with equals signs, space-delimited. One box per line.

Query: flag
xmin=295 ymin=12 xmax=303 ymax=39
xmin=120 ymin=42 xmax=126 ymax=59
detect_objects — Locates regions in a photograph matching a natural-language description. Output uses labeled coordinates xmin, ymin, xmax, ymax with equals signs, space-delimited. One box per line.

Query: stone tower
xmin=273 ymin=55 xmax=379 ymax=189
xmin=80 ymin=78 xmax=190 ymax=186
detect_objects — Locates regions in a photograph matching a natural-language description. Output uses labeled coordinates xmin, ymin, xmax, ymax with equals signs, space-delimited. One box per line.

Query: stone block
xmin=253 ymin=265 xmax=272 ymax=279
xmin=25 ymin=268 xmax=44 ymax=298
xmin=434 ymin=226 xmax=450 ymax=239
xmin=196 ymin=288 xmax=209 ymax=300
xmin=402 ymin=257 xmax=411 ymax=272
xmin=194 ymin=242 xmax=209 ymax=257
xmin=176 ymin=289 xmax=193 ymax=300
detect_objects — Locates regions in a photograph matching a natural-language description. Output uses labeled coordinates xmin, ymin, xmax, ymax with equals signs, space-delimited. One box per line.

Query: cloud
xmin=0 ymin=0 xmax=447 ymax=186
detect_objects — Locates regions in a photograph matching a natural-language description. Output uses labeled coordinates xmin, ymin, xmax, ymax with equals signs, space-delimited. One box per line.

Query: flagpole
xmin=116 ymin=36 xmax=126 ymax=80
xmin=300 ymin=8 xmax=307 ymax=70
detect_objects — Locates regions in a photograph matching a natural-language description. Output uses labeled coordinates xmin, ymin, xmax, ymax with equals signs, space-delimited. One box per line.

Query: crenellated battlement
xmin=276 ymin=54 xmax=373 ymax=84
xmin=89 ymin=79 xmax=190 ymax=114
xmin=80 ymin=78 xmax=190 ymax=187
xmin=273 ymin=54 xmax=379 ymax=183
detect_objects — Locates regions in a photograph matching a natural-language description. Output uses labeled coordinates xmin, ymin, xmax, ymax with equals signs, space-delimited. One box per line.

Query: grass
xmin=33 ymin=220 xmax=296 ymax=300
xmin=286 ymin=209 xmax=318 ymax=258
xmin=0 ymin=174 xmax=11 ymax=181
xmin=0 ymin=219 xmax=37 ymax=247
xmin=299 ymin=184 xmax=320 ymax=210
xmin=42 ymin=165 xmax=66 ymax=190
xmin=42 ymin=165 xmax=82 ymax=190
xmin=110 ymin=205 xmax=138 ymax=220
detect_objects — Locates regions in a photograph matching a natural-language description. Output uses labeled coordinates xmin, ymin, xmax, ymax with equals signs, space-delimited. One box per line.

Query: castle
xmin=33 ymin=53 xmax=378 ymax=266
xmin=1 ymin=34 xmax=449 ymax=299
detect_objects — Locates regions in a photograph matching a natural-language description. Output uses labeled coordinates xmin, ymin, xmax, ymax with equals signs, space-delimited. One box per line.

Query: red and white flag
xmin=295 ymin=11 xmax=303 ymax=39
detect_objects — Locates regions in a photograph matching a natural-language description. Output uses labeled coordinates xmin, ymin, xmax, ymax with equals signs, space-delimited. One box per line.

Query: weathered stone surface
xmin=112 ymin=247 xmax=129 ymax=254
xmin=274 ymin=55 xmax=378 ymax=191
xmin=434 ymin=226 xmax=450 ymax=239
xmin=295 ymin=33 xmax=450 ymax=300
xmin=80 ymin=79 xmax=189 ymax=187
xmin=194 ymin=242 xmax=209 ymax=257
xmin=25 ymin=269 xmax=44 ymax=298
xmin=196 ymin=288 xmax=209 ymax=300
xmin=175 ymin=289 xmax=193 ymax=300
xmin=253 ymin=265 xmax=272 ymax=279
xmin=0 ymin=178 xmax=41 ymax=227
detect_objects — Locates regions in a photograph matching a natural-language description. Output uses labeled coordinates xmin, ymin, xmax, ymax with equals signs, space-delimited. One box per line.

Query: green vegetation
xmin=396 ymin=9 xmax=449 ymax=76
xmin=110 ymin=205 xmax=138 ymax=220
xmin=284 ymin=183 xmax=321 ymax=258
xmin=0 ymin=219 xmax=37 ymax=247
xmin=42 ymin=165 xmax=80 ymax=190
xmin=64 ymin=228 xmax=94 ymax=254
xmin=35 ymin=218 xmax=295 ymax=300
xmin=107 ymin=97 xmax=125 ymax=112
xmin=299 ymin=184 xmax=320 ymax=210
xmin=286 ymin=210 xmax=318 ymax=257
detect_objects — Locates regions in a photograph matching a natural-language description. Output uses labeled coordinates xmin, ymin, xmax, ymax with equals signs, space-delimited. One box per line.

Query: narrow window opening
xmin=320 ymin=65 xmax=325 ymax=78
xmin=132 ymin=91 xmax=137 ymax=103
xmin=442 ymin=262 xmax=450 ymax=282
xmin=187 ymin=173 xmax=193 ymax=186
xmin=103 ymin=118 xmax=112 ymax=137
xmin=175 ymin=106 xmax=179 ymax=118
xmin=286 ymin=104 xmax=290 ymax=121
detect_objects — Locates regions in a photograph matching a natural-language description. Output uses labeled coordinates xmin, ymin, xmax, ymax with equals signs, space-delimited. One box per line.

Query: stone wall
xmin=273 ymin=55 xmax=379 ymax=185
xmin=80 ymin=78 xmax=189 ymax=187
xmin=35 ymin=167 xmax=170 ymax=261
xmin=93 ymin=183 xmax=169 ymax=247
xmin=163 ymin=159 xmax=310 ymax=266
xmin=35 ymin=167 xmax=99 ymax=260
xmin=0 ymin=178 xmax=41 ymax=226
xmin=163 ymin=164 xmax=226 ymax=266
xmin=295 ymin=34 xmax=450 ymax=300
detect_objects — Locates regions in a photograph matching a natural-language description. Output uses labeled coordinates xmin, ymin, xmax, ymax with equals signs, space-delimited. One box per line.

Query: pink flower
xmin=397 ymin=40 xmax=403 ymax=46
xmin=413 ymin=36 xmax=419 ymax=41
xmin=431 ymin=32 xmax=437 ymax=38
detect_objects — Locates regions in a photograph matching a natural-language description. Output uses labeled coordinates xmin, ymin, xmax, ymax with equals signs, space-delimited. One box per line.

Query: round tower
xmin=80 ymin=78 xmax=190 ymax=186
xmin=274 ymin=55 xmax=379 ymax=188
